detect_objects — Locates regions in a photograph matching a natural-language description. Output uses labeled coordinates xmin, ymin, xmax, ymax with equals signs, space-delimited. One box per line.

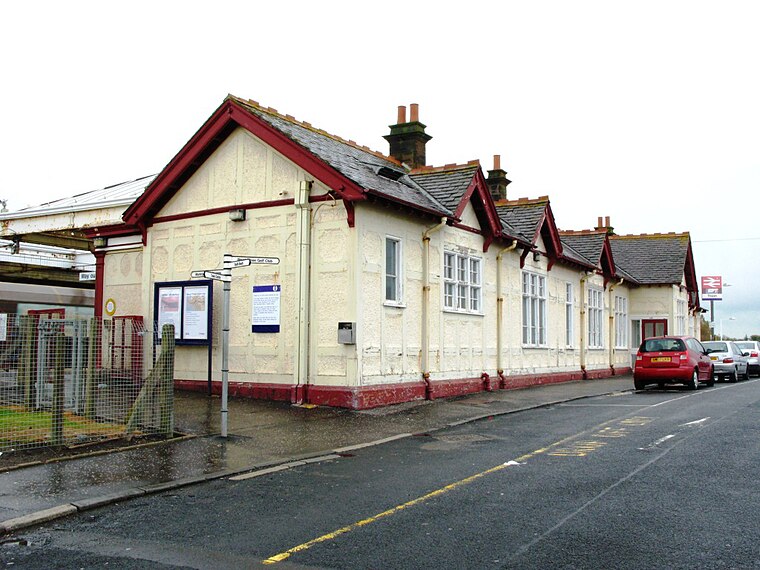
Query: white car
xmin=734 ymin=341 xmax=760 ymax=376
xmin=702 ymin=341 xmax=750 ymax=382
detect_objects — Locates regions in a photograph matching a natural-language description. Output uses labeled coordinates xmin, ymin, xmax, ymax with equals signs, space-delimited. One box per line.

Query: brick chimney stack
xmin=486 ymin=154 xmax=511 ymax=202
xmin=595 ymin=216 xmax=614 ymax=235
xmin=384 ymin=103 xmax=432 ymax=169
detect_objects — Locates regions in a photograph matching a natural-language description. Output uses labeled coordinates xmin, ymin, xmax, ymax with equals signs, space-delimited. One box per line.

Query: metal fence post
xmin=51 ymin=325 xmax=65 ymax=446
xmin=159 ymin=324 xmax=175 ymax=437
xmin=84 ymin=318 xmax=98 ymax=419
xmin=18 ymin=316 xmax=35 ymax=409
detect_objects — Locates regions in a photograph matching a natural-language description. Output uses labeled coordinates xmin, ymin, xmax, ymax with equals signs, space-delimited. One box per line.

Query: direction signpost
xmin=191 ymin=253 xmax=280 ymax=437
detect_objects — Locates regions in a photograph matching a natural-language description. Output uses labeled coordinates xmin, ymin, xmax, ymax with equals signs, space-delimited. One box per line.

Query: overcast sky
xmin=1 ymin=1 xmax=758 ymax=338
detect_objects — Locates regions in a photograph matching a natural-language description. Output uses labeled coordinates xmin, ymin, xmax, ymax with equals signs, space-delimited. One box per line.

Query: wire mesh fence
xmin=0 ymin=314 xmax=175 ymax=452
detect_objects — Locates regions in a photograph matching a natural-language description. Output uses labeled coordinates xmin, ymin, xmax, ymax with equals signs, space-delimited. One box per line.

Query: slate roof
xmin=559 ymin=232 xmax=606 ymax=266
xmin=409 ymin=165 xmax=479 ymax=213
xmin=558 ymin=236 xmax=597 ymax=268
xmin=495 ymin=198 xmax=549 ymax=243
xmin=231 ymin=97 xmax=453 ymax=218
xmin=609 ymin=233 xmax=691 ymax=285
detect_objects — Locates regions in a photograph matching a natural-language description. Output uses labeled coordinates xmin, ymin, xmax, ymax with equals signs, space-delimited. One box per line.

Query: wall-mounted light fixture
xmin=93 ymin=237 xmax=107 ymax=248
xmin=532 ymin=250 xmax=540 ymax=262
xmin=229 ymin=209 xmax=246 ymax=222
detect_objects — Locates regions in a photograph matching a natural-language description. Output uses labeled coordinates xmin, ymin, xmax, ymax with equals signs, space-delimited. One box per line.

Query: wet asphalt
xmin=0 ymin=375 xmax=634 ymax=534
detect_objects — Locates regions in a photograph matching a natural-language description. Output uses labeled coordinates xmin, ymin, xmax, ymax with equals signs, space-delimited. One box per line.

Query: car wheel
xmin=706 ymin=367 xmax=715 ymax=387
xmin=634 ymin=378 xmax=646 ymax=391
xmin=742 ymin=366 xmax=750 ymax=380
xmin=689 ymin=369 xmax=699 ymax=390
xmin=657 ymin=382 xmax=665 ymax=389
xmin=729 ymin=369 xmax=738 ymax=383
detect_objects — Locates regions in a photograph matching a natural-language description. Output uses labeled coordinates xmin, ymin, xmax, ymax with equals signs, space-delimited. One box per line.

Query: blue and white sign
xmin=252 ymin=285 xmax=281 ymax=333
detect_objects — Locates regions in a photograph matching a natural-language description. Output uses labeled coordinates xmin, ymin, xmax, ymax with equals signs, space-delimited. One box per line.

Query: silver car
xmin=702 ymin=341 xmax=750 ymax=382
xmin=734 ymin=341 xmax=760 ymax=376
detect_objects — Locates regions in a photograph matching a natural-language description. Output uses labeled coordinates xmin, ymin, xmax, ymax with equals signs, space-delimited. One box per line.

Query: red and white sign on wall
xmin=701 ymin=275 xmax=723 ymax=301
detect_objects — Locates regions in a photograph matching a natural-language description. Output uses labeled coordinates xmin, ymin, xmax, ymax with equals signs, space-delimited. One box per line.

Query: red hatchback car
xmin=633 ymin=336 xmax=714 ymax=390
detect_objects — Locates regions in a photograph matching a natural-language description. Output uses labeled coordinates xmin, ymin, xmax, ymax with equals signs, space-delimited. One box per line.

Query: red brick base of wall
xmin=175 ymin=366 xmax=632 ymax=410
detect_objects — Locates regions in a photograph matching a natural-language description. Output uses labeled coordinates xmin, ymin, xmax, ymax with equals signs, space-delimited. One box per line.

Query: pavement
xmin=0 ymin=374 xmax=634 ymax=535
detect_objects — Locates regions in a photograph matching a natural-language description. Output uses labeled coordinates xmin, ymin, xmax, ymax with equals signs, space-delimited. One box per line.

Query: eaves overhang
xmin=123 ymin=98 xmax=367 ymax=228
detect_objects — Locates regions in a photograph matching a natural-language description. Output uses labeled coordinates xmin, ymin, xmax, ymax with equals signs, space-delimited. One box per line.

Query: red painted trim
xmin=452 ymin=169 xmax=503 ymax=249
xmin=539 ymin=204 xmax=564 ymax=262
xmin=453 ymin=175 xmax=478 ymax=220
xmin=174 ymin=368 xmax=632 ymax=410
xmin=520 ymin=247 xmax=530 ymax=268
xmin=427 ymin=377 xmax=484 ymax=399
xmin=307 ymin=382 xmax=427 ymax=409
xmin=175 ymin=379 xmax=294 ymax=402
xmin=152 ymin=198 xmax=294 ymax=225
xmin=124 ymin=102 xmax=238 ymax=224
xmin=83 ymin=223 xmax=141 ymax=239
xmin=228 ymin=105 xmax=366 ymax=201
xmin=450 ymin=222 xmax=482 ymax=235
xmin=600 ymin=238 xmax=616 ymax=285
xmin=125 ymin=99 xmax=367 ymax=228
xmin=502 ymin=371 xmax=585 ymax=389
xmin=344 ymin=200 xmax=355 ymax=228
xmin=94 ymin=251 xmax=105 ymax=318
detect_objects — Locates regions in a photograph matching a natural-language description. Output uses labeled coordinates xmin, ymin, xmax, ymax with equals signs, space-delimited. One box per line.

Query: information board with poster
xmin=252 ymin=284 xmax=281 ymax=333
xmin=154 ymin=280 xmax=213 ymax=345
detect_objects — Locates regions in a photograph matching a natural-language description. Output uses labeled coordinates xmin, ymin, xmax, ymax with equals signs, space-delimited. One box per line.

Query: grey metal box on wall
xmin=337 ymin=322 xmax=356 ymax=344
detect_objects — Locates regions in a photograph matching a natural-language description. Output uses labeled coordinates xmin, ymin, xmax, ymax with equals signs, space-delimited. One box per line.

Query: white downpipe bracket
xmin=608 ymin=277 xmax=625 ymax=370
xmin=294 ymin=180 xmax=313 ymax=402
xmin=496 ymin=240 xmax=518 ymax=376
xmin=421 ymin=218 xmax=447 ymax=393
xmin=580 ymin=271 xmax=589 ymax=377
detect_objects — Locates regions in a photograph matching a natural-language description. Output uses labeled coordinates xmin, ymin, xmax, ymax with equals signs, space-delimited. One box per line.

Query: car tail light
xmin=723 ymin=358 xmax=734 ymax=364
xmin=752 ymin=351 xmax=759 ymax=357
xmin=679 ymin=354 xmax=687 ymax=360
xmin=636 ymin=354 xmax=642 ymax=361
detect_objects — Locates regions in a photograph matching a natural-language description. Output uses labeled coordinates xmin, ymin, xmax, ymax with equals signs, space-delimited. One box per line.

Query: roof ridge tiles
xmin=230 ymin=95 xmax=403 ymax=167
xmin=410 ymin=160 xmax=480 ymax=174
xmin=494 ymin=196 xmax=549 ymax=206
xmin=610 ymin=232 xmax=690 ymax=239
xmin=559 ymin=229 xmax=605 ymax=235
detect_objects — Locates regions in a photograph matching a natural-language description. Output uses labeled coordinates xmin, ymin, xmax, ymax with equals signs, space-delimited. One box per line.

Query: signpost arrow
xmin=227 ymin=258 xmax=251 ymax=268
xmin=223 ymin=254 xmax=280 ymax=268
xmin=203 ymin=270 xmax=231 ymax=282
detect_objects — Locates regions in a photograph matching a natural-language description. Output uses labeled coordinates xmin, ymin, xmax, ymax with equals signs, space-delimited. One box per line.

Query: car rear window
xmin=703 ymin=342 xmax=728 ymax=352
xmin=640 ymin=339 xmax=685 ymax=352
xmin=735 ymin=342 xmax=754 ymax=349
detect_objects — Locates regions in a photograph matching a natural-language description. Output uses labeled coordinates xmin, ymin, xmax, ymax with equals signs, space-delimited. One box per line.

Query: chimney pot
xmin=385 ymin=103 xmax=431 ymax=168
xmin=597 ymin=216 xmax=603 ymax=228
xmin=486 ymin=154 xmax=511 ymax=201
xmin=410 ymin=103 xmax=419 ymax=123
xmin=605 ymin=216 xmax=610 ymax=227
